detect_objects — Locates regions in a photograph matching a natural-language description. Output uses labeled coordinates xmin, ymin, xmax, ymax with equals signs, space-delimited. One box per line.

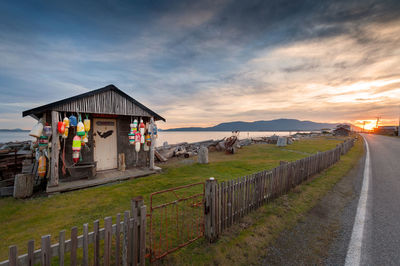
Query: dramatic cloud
xmin=0 ymin=0 xmax=399 ymax=129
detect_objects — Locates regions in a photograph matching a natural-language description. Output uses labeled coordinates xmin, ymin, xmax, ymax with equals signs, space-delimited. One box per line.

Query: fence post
xmin=131 ymin=196 xmax=145 ymax=266
xmin=205 ymin=177 xmax=218 ymax=242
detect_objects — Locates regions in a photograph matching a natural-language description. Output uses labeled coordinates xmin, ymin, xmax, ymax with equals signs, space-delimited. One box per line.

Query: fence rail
xmin=205 ymin=138 xmax=355 ymax=241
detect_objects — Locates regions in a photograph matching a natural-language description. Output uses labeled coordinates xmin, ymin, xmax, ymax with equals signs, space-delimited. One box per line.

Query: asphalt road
xmin=358 ymin=134 xmax=400 ymax=265
xmin=263 ymin=134 xmax=400 ymax=265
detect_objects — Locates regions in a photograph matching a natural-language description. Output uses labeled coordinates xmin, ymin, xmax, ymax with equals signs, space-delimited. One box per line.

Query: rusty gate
xmin=147 ymin=182 xmax=205 ymax=262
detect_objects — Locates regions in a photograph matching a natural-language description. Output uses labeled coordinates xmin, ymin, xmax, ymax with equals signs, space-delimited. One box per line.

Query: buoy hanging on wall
xmin=43 ymin=124 xmax=52 ymax=137
xmin=135 ymin=131 xmax=141 ymax=152
xmin=69 ymin=115 xmax=77 ymax=127
xmin=57 ymin=121 xmax=65 ymax=134
xmin=139 ymin=119 xmax=145 ymax=135
xmin=72 ymin=151 xmax=80 ymax=163
xmin=38 ymin=155 xmax=46 ymax=178
xmin=143 ymin=133 xmax=150 ymax=151
xmin=63 ymin=116 xmax=70 ymax=128
xmin=82 ymin=132 xmax=89 ymax=144
xmin=152 ymin=122 xmax=158 ymax=138
xmin=128 ymin=133 xmax=135 ymax=145
xmin=72 ymin=135 xmax=81 ymax=152
xmin=29 ymin=120 xmax=43 ymax=138
xmin=77 ymin=121 xmax=85 ymax=136
xmin=62 ymin=127 xmax=69 ymax=139
xmin=38 ymin=136 xmax=48 ymax=147
xmin=84 ymin=115 xmax=91 ymax=132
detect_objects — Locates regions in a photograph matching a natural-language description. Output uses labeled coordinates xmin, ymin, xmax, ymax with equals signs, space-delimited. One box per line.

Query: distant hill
xmin=0 ymin=129 xmax=29 ymax=132
xmin=164 ymin=119 xmax=340 ymax=132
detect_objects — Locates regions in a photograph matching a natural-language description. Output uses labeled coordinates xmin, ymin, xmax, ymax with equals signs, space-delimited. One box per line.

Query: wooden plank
xmin=129 ymin=218 xmax=134 ymax=266
xmin=41 ymin=235 xmax=51 ymax=266
xmin=104 ymin=217 xmax=112 ymax=266
xmin=27 ymin=240 xmax=34 ymax=266
xmin=116 ymin=213 xmax=121 ymax=266
xmin=70 ymin=227 xmax=78 ymax=266
xmin=83 ymin=224 xmax=89 ymax=266
xmin=9 ymin=246 xmax=17 ymax=266
xmin=93 ymin=220 xmax=100 ymax=266
xmin=139 ymin=206 xmax=147 ymax=266
xmin=49 ymin=110 xmax=59 ymax=187
xmin=59 ymin=230 xmax=65 ymax=266
xmin=221 ymin=182 xmax=225 ymax=231
xmin=131 ymin=198 xmax=140 ymax=265
xmin=123 ymin=211 xmax=130 ymax=266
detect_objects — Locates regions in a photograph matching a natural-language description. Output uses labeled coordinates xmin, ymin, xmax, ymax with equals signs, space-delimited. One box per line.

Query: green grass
xmin=0 ymin=136 xmax=345 ymax=261
xmin=163 ymin=136 xmax=364 ymax=265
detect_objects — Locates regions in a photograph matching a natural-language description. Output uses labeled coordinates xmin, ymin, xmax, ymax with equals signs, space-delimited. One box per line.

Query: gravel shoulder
xmin=261 ymin=149 xmax=366 ymax=265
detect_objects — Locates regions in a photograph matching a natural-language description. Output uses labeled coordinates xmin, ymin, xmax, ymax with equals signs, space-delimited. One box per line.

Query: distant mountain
xmin=0 ymin=129 xmax=29 ymax=132
xmin=164 ymin=119 xmax=340 ymax=132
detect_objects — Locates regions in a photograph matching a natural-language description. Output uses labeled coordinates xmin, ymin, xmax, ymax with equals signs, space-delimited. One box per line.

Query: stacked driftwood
xmin=0 ymin=141 xmax=35 ymax=197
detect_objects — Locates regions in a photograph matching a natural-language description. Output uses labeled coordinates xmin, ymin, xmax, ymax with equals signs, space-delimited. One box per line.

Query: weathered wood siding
xmin=117 ymin=117 xmax=149 ymax=168
xmin=53 ymin=90 xmax=152 ymax=117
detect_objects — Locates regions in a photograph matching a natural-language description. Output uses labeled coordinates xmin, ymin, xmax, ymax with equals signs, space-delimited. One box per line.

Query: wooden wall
xmin=57 ymin=114 xmax=150 ymax=179
xmin=117 ymin=116 xmax=150 ymax=168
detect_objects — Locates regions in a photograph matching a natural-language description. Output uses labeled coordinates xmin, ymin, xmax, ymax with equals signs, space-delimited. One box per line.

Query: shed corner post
xmin=205 ymin=177 xmax=218 ymax=242
xmin=49 ymin=110 xmax=59 ymax=188
xmin=149 ymin=117 xmax=155 ymax=170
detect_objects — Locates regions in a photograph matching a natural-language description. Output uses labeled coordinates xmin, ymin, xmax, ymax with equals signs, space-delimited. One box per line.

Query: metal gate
xmin=147 ymin=182 xmax=204 ymax=262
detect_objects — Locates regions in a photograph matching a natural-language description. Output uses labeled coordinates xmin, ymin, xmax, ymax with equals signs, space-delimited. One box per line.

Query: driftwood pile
xmin=155 ymin=139 xmax=223 ymax=162
xmin=154 ymin=134 xmax=295 ymax=162
xmin=0 ymin=141 xmax=32 ymax=180
xmin=0 ymin=141 xmax=34 ymax=197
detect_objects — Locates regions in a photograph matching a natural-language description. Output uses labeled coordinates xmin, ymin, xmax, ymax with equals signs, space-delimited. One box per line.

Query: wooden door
xmin=93 ymin=118 xmax=118 ymax=171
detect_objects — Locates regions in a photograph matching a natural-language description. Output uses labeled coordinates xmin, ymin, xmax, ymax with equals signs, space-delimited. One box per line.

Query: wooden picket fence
xmin=204 ymin=138 xmax=355 ymax=241
xmin=1 ymin=138 xmax=355 ymax=264
xmin=1 ymin=197 xmax=147 ymax=266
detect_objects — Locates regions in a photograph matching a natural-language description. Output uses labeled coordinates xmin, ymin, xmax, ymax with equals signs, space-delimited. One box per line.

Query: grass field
xmin=163 ymin=136 xmax=364 ymax=265
xmin=0 ymin=136 xmax=346 ymax=261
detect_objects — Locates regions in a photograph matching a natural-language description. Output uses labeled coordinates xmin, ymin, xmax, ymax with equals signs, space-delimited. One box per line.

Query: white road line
xmin=345 ymin=135 xmax=371 ymax=266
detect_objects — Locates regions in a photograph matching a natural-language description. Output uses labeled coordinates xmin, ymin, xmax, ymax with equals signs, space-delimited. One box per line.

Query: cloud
xmin=0 ymin=0 xmax=399 ymax=129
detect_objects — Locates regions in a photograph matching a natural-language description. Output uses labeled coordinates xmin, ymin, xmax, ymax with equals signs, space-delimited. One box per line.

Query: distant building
xmin=321 ymin=128 xmax=332 ymax=134
xmin=374 ymin=126 xmax=398 ymax=136
xmin=333 ymin=124 xmax=351 ymax=136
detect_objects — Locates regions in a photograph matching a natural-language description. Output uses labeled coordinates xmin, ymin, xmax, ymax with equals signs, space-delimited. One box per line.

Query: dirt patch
xmin=261 ymin=156 xmax=364 ymax=265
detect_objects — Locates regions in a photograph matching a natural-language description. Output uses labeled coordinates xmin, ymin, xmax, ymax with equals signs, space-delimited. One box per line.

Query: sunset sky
xmin=0 ymin=0 xmax=399 ymax=129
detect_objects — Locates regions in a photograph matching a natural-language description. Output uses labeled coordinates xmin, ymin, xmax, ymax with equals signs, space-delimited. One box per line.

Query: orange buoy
xmin=38 ymin=155 xmax=46 ymax=178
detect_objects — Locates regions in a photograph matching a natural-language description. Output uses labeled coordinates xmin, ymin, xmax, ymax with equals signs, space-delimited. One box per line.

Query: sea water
xmin=0 ymin=130 xmax=298 ymax=146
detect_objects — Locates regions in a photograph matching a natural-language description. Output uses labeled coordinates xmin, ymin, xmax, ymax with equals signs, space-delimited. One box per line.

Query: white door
xmin=93 ymin=118 xmax=118 ymax=171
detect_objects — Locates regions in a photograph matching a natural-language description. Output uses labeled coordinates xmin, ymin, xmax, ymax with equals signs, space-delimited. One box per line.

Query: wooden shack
xmin=333 ymin=124 xmax=351 ymax=136
xmin=22 ymin=84 xmax=165 ymax=193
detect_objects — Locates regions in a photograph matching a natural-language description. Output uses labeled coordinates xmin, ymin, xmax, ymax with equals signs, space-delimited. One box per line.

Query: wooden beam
xmin=149 ymin=117 xmax=155 ymax=169
xmin=49 ymin=110 xmax=59 ymax=187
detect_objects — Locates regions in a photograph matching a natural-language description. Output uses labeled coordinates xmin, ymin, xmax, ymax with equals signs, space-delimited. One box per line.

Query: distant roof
xmin=334 ymin=126 xmax=351 ymax=131
xmin=377 ymin=126 xmax=397 ymax=129
xmin=22 ymin=84 xmax=165 ymax=122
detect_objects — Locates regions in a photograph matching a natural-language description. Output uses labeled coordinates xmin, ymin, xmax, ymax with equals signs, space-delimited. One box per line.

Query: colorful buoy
xmin=63 ymin=116 xmax=70 ymax=128
xmin=62 ymin=127 xmax=69 ymax=139
xmin=72 ymin=135 xmax=81 ymax=151
xmin=57 ymin=121 xmax=65 ymax=134
xmin=38 ymin=155 xmax=46 ymax=178
xmin=72 ymin=151 xmax=80 ymax=163
xmin=77 ymin=121 xmax=85 ymax=136
xmin=69 ymin=115 xmax=77 ymax=127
